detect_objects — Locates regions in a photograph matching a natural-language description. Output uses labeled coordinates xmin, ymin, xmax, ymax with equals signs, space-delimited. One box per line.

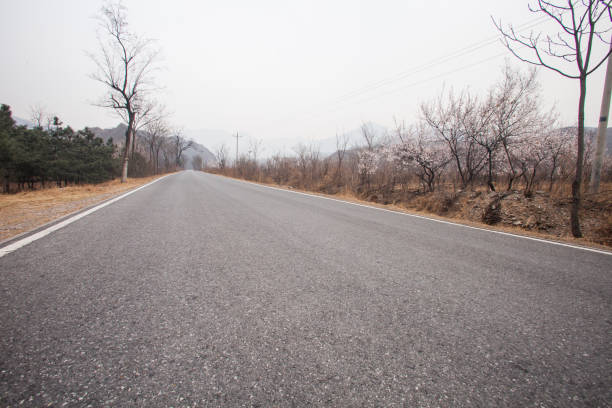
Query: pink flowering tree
xmin=392 ymin=126 xmax=450 ymax=192
xmin=422 ymin=90 xmax=487 ymax=188
xmin=357 ymin=149 xmax=379 ymax=187
xmin=483 ymin=65 xmax=548 ymax=191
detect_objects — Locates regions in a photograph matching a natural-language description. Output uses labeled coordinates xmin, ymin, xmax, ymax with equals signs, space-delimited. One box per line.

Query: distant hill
xmin=90 ymin=124 xmax=128 ymax=146
xmin=231 ymin=122 xmax=392 ymax=158
xmin=13 ymin=116 xmax=34 ymax=128
xmin=584 ymin=127 xmax=612 ymax=153
xmin=315 ymin=122 xmax=389 ymax=155
xmin=183 ymin=128 xmax=235 ymax=151
xmin=182 ymin=141 xmax=216 ymax=169
xmin=182 ymin=123 xmax=390 ymax=159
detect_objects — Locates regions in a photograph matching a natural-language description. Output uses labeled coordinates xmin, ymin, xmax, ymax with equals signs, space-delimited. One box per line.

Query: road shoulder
xmin=0 ymin=175 xmax=170 ymax=246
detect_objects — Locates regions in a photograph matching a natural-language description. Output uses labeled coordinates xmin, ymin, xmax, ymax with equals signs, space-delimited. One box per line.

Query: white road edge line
xmin=0 ymin=175 xmax=171 ymax=259
xmin=223 ymin=175 xmax=612 ymax=256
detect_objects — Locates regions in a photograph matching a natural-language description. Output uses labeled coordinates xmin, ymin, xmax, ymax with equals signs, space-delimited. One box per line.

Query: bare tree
xmin=160 ymin=139 xmax=175 ymax=172
xmin=215 ymin=144 xmax=228 ymax=170
xmin=516 ymin=130 xmax=552 ymax=195
xmin=266 ymin=153 xmax=291 ymax=184
xmin=308 ymin=143 xmax=321 ymax=187
xmin=422 ymin=90 xmax=487 ymax=189
xmin=171 ymin=131 xmax=193 ymax=168
xmin=29 ymin=104 xmax=46 ymax=129
xmin=335 ymin=132 xmax=349 ymax=180
xmin=494 ymin=0 xmax=612 ymax=236
xmin=361 ymin=123 xmax=378 ymax=150
xmin=546 ymin=128 xmax=574 ymax=190
xmin=144 ymin=118 xmax=169 ymax=174
xmin=131 ymin=100 xmax=165 ymax=159
xmin=89 ymin=1 xmax=160 ymax=182
xmin=294 ymin=143 xmax=309 ymax=187
xmin=248 ymin=138 xmax=264 ymax=163
xmin=28 ymin=105 xmax=57 ymax=131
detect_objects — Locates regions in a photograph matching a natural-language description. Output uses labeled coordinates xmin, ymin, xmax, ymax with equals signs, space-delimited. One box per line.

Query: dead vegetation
xmin=375 ymin=184 xmax=611 ymax=247
xmin=419 ymin=187 xmax=612 ymax=246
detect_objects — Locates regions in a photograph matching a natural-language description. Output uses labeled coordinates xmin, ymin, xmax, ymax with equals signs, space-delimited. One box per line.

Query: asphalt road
xmin=1 ymin=171 xmax=611 ymax=407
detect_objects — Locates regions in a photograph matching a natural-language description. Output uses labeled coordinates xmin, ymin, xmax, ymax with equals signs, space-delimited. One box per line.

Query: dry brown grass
xmin=0 ymin=175 xmax=166 ymax=242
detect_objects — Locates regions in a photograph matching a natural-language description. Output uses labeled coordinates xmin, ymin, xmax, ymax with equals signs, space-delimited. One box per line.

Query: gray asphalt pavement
xmin=1 ymin=171 xmax=611 ymax=407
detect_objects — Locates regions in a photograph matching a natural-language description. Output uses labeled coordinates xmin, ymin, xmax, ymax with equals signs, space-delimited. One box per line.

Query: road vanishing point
xmin=1 ymin=171 xmax=610 ymax=407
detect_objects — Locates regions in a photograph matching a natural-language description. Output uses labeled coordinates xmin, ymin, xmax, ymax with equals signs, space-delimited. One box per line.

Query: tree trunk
xmin=121 ymin=113 xmax=135 ymax=183
xmin=131 ymin=131 xmax=137 ymax=160
xmin=121 ymin=153 xmax=129 ymax=182
xmin=571 ymin=76 xmax=586 ymax=238
xmin=487 ymin=149 xmax=495 ymax=192
xmin=451 ymin=152 xmax=466 ymax=188
xmin=549 ymin=158 xmax=557 ymax=192
xmin=525 ymin=166 xmax=538 ymax=195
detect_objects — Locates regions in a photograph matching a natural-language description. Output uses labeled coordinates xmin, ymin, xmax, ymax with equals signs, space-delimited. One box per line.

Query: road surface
xmin=1 ymin=171 xmax=610 ymax=407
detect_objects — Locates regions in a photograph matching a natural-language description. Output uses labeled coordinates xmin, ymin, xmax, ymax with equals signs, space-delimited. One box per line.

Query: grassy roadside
xmin=214 ymin=172 xmax=612 ymax=252
xmin=0 ymin=175 xmax=167 ymax=242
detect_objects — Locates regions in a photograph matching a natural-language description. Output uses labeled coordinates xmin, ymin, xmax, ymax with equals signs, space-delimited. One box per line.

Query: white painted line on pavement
xmin=0 ymin=175 xmax=171 ymax=259
xmin=225 ymin=176 xmax=612 ymax=256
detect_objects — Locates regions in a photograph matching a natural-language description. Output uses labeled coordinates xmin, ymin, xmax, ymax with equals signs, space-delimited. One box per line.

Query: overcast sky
xmin=1 ymin=0 xmax=610 ymax=150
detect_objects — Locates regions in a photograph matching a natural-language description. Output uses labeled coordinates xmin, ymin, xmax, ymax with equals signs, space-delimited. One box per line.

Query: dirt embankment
xmin=400 ymin=188 xmax=612 ymax=247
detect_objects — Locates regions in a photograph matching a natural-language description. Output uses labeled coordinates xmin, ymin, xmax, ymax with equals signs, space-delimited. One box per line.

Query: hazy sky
xmin=1 ymin=0 xmax=610 ymax=150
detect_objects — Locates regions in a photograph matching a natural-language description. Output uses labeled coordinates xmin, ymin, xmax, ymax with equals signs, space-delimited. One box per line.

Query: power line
xmin=304 ymin=53 xmax=507 ymax=125
xmin=332 ymin=17 xmax=549 ymax=104
xmin=261 ymin=16 xmax=550 ymax=131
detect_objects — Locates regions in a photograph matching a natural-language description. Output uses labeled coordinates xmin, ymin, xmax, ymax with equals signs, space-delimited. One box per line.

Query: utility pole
xmin=233 ymin=132 xmax=243 ymax=166
xmin=590 ymin=37 xmax=612 ymax=194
